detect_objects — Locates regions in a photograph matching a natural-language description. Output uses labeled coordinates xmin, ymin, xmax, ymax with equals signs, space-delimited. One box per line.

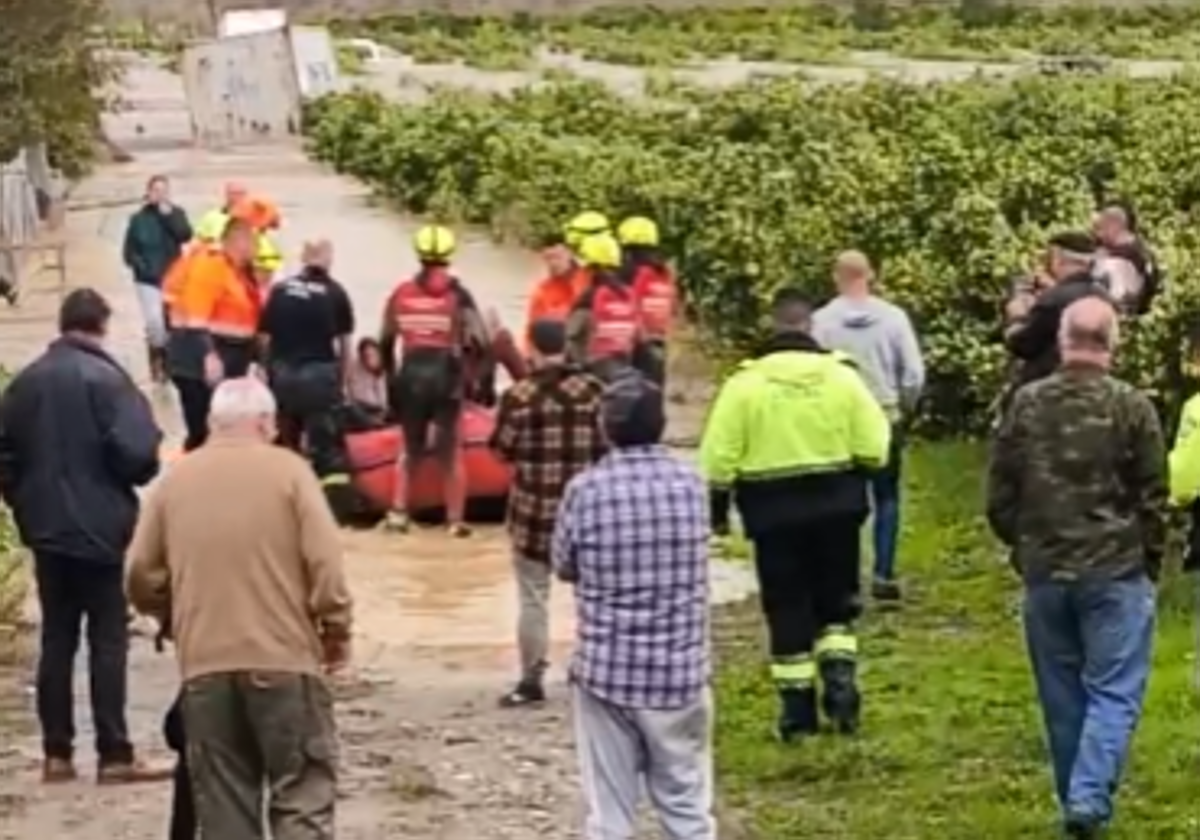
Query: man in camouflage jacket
xmin=986 ymin=296 xmax=1166 ymax=840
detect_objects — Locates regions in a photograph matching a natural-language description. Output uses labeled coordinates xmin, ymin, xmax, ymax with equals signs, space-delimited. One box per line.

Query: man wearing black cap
xmin=553 ymin=371 xmax=714 ymax=838
xmin=1006 ymin=231 xmax=1110 ymax=388
xmin=490 ymin=318 xmax=607 ymax=707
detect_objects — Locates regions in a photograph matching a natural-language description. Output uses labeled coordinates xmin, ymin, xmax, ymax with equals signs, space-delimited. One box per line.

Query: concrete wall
xmin=108 ymin=0 xmax=1190 ymax=29
xmin=180 ymin=29 xmax=304 ymax=146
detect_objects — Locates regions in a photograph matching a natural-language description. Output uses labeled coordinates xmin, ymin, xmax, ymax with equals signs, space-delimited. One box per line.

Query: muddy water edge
xmin=0 ymin=56 xmax=753 ymax=840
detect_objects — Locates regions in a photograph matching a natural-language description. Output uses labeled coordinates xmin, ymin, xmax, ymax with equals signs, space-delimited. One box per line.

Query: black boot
xmin=1063 ymin=816 xmax=1103 ymax=839
xmin=777 ymin=688 xmax=819 ymax=743
xmin=499 ymin=678 xmax=546 ymax=708
xmin=819 ymin=659 xmax=861 ymax=734
xmin=871 ymin=577 xmax=903 ymax=605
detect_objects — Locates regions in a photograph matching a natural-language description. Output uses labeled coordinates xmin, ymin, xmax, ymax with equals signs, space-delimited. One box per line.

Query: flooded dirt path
xmin=0 ymin=57 xmax=755 ymax=839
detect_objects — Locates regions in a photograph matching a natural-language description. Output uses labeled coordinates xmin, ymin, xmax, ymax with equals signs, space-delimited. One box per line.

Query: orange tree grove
xmin=302 ymin=73 xmax=1200 ymax=433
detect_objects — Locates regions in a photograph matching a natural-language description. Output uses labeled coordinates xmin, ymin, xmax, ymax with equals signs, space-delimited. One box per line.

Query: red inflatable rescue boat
xmin=343 ymin=402 xmax=511 ymax=521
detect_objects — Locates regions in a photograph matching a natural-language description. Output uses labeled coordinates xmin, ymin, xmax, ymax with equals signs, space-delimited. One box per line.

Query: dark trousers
xmin=633 ymin=340 xmax=667 ymax=388
xmin=164 ymin=695 xmax=196 ymax=840
xmin=173 ymin=377 xmax=213 ymax=452
xmin=285 ymin=409 xmax=342 ymax=476
xmin=183 ymin=671 xmax=338 ymax=840
xmin=33 ymin=553 xmax=132 ymax=763
xmin=269 ymin=361 xmax=341 ymax=471
xmin=389 ymin=360 xmax=467 ymax=520
xmin=587 ymin=355 xmax=634 ymax=385
xmin=752 ymin=516 xmax=862 ymax=663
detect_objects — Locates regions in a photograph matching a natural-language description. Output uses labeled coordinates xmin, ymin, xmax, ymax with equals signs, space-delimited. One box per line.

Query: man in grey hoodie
xmin=813 ymin=251 xmax=925 ymax=603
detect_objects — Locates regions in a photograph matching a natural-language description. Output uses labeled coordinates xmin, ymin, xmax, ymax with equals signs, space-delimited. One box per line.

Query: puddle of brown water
xmin=342 ymin=528 xmax=575 ymax=667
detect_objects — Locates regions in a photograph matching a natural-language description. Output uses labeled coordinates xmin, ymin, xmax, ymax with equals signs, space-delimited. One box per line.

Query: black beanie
xmin=602 ymin=370 xmax=667 ymax=447
xmin=1048 ymin=231 xmax=1097 ymax=259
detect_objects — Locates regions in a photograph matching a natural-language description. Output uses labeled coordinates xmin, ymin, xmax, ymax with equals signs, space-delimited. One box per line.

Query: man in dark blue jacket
xmin=0 ymin=288 xmax=169 ymax=784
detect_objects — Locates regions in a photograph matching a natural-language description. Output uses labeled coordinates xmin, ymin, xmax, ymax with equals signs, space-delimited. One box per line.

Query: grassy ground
xmin=714 ymin=440 xmax=1200 ymax=839
xmin=0 ymin=552 xmax=28 ymax=667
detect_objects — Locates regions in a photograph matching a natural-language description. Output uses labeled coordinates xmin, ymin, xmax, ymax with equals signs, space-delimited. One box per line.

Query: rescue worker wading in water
xmin=381 ymin=225 xmax=491 ymax=537
xmin=566 ymin=233 xmax=644 ymax=383
xmin=617 ymin=216 xmax=676 ymax=388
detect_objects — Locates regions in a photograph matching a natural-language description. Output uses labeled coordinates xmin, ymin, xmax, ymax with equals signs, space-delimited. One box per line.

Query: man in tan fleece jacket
xmin=127 ymin=376 xmax=353 ymax=840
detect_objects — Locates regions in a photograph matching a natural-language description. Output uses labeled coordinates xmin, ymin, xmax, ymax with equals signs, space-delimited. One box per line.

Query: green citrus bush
xmin=330 ymin=4 xmax=1200 ymax=68
xmin=303 ymin=72 xmax=1200 ymax=432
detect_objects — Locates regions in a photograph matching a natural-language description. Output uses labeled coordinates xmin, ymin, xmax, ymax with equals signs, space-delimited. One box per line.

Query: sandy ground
xmin=0 ymin=58 xmax=755 ymax=839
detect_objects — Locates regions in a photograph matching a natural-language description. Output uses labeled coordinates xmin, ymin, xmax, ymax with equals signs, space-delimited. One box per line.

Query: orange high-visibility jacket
xmin=523 ymin=267 xmax=590 ymax=351
xmin=171 ymin=249 xmax=261 ymax=339
xmin=161 ymin=241 xmax=216 ymax=316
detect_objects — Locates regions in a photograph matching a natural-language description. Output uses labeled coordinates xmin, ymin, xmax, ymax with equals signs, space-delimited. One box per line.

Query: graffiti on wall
xmin=182 ymin=29 xmax=304 ymax=147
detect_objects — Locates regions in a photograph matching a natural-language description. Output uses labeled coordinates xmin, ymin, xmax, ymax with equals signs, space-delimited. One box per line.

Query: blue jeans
xmin=870 ymin=432 xmax=902 ymax=581
xmin=1023 ymin=575 xmax=1155 ymax=825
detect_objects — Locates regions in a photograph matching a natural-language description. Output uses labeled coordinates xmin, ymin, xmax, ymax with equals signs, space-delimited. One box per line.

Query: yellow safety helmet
xmin=564 ymin=211 xmax=611 ymax=249
xmin=195 ymin=210 xmax=230 ymax=242
xmin=616 ymin=216 xmax=660 ymax=248
xmin=413 ymin=224 xmax=456 ymax=261
xmin=577 ymin=232 xmax=622 ymax=270
xmin=253 ymin=234 xmax=283 ymax=272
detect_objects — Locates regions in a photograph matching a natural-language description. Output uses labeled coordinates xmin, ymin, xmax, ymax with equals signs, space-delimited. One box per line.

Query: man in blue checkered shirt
xmin=552 ymin=371 xmax=714 ymax=840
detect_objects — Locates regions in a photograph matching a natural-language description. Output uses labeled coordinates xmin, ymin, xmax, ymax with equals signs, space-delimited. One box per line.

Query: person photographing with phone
xmin=127 ymin=377 xmax=353 ymax=840
xmin=122 ymin=175 xmax=193 ymax=384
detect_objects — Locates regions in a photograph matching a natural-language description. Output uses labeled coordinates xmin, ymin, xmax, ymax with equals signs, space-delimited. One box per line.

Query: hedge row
xmin=302 ymin=72 xmax=1200 ymax=431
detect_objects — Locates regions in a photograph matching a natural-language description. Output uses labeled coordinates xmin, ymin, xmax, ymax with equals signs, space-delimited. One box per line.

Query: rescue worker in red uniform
xmin=566 ymin=232 xmax=644 ymax=384
xmin=618 ymin=216 xmax=676 ymax=388
xmin=380 ymin=225 xmax=490 ymax=537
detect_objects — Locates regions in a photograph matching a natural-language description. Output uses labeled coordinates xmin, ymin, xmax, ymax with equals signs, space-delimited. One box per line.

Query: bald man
xmin=222 ymin=182 xmax=247 ymax=214
xmin=813 ymin=251 xmax=924 ymax=604
xmin=259 ymin=240 xmax=355 ymax=463
xmin=986 ymin=296 xmax=1166 ymax=839
xmin=128 ymin=377 xmax=352 ymax=840
xmin=1092 ymin=202 xmax=1161 ymax=314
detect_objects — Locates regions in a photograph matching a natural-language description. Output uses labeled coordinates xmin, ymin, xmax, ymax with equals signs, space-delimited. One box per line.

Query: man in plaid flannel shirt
xmin=489 ymin=319 xmax=607 ymax=707
xmin=553 ymin=371 xmax=715 ymax=840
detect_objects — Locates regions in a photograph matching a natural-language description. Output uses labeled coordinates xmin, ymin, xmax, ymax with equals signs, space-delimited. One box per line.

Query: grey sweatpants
xmin=572 ymin=684 xmax=715 ymax=840
xmin=515 ymin=555 xmax=552 ymax=682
